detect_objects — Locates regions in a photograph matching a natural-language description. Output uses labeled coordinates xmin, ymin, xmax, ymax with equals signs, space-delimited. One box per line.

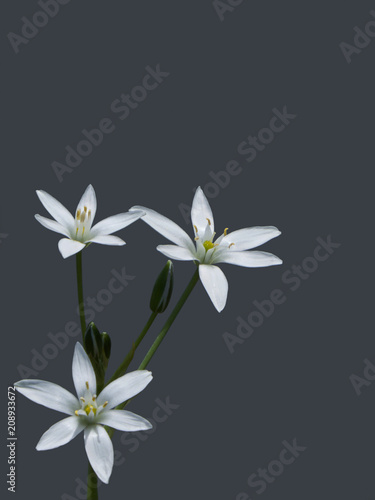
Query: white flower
xmin=15 ymin=343 xmax=153 ymax=484
xmin=130 ymin=187 xmax=282 ymax=312
xmin=35 ymin=184 xmax=144 ymax=258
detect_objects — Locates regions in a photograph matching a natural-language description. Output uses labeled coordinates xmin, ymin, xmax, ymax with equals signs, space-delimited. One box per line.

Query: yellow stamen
xmin=224 ymin=228 xmax=228 ymax=236
xmin=80 ymin=212 xmax=86 ymax=223
xmin=194 ymin=236 xmax=199 ymax=241
xmin=80 ymin=397 xmax=85 ymax=402
xmin=88 ymin=210 xmax=91 ymax=218
xmin=84 ymin=404 xmax=96 ymax=416
xmin=206 ymin=218 xmax=211 ymax=226
xmin=84 ymin=206 xmax=87 ymax=213
xmin=82 ymin=227 xmax=85 ymax=236
xmin=103 ymin=401 xmax=108 ymax=408
xmin=85 ymin=381 xmax=89 ymax=390
xmin=92 ymin=396 xmax=96 ymax=401
xmin=76 ymin=209 xmax=81 ymax=220
xmin=75 ymin=410 xmax=79 ymax=416
xmin=194 ymin=225 xmax=198 ymax=234
xmin=229 ymin=243 xmax=235 ymax=248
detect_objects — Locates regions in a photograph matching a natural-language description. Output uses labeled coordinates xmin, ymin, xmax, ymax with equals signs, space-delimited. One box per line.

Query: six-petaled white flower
xmin=130 ymin=187 xmax=282 ymax=312
xmin=15 ymin=343 xmax=153 ymax=484
xmin=35 ymin=184 xmax=144 ymax=258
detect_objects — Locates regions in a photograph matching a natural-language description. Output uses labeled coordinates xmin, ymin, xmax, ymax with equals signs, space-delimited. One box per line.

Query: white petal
xmin=191 ymin=187 xmax=214 ymax=234
xmin=36 ymin=416 xmax=85 ymax=451
xmin=195 ymin=239 xmax=206 ymax=262
xmin=130 ymin=205 xmax=195 ymax=253
xmin=14 ymin=380 xmax=79 ymax=415
xmin=36 ymin=190 xmax=75 ymax=233
xmin=199 ymin=264 xmax=228 ymax=312
xmin=72 ymin=343 xmax=97 ymax=398
xmin=58 ymin=238 xmax=86 ymax=259
xmin=90 ymin=211 xmax=144 ymax=237
xmin=157 ymin=244 xmax=195 ymax=261
xmin=221 ymin=226 xmax=281 ymax=251
xmin=96 ymin=410 xmax=152 ymax=432
xmin=84 ymin=425 xmax=114 ymax=484
xmin=97 ymin=371 xmax=152 ymax=410
xmin=35 ymin=214 xmax=71 ymax=237
xmin=76 ymin=185 xmax=97 ymax=222
xmin=87 ymin=234 xmax=126 ymax=246
xmin=218 ymin=250 xmax=283 ymax=267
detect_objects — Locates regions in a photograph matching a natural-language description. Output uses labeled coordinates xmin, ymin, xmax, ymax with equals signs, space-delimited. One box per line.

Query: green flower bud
xmin=84 ymin=322 xmax=103 ymax=359
xmin=101 ymin=332 xmax=111 ymax=371
xmin=83 ymin=323 xmax=111 ymax=393
xmin=150 ymin=260 xmax=174 ymax=313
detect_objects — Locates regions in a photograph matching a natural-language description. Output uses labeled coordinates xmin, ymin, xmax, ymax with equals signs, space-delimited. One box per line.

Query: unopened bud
xmin=150 ymin=260 xmax=174 ymax=313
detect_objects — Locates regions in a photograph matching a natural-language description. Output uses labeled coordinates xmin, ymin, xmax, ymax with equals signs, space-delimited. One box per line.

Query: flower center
xmin=74 ymin=381 xmax=108 ymax=419
xmin=75 ymin=206 xmax=92 ymax=241
xmin=84 ymin=404 xmax=97 ymax=416
xmin=203 ymin=240 xmax=215 ymax=251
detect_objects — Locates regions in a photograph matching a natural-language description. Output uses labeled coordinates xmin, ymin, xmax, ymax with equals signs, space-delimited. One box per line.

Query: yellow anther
xmin=194 ymin=236 xmax=199 ymax=241
xmin=229 ymin=243 xmax=235 ymax=248
xmin=224 ymin=228 xmax=228 ymax=236
xmin=84 ymin=206 xmax=87 ymax=213
xmin=85 ymin=381 xmax=89 ymax=390
xmin=92 ymin=396 xmax=96 ymax=401
xmin=82 ymin=227 xmax=85 ymax=236
xmin=76 ymin=209 xmax=81 ymax=220
xmin=80 ymin=397 xmax=85 ymax=402
xmin=206 ymin=218 xmax=211 ymax=226
xmin=194 ymin=225 xmax=198 ymax=234
xmin=75 ymin=410 xmax=79 ymax=416
xmin=88 ymin=210 xmax=91 ymax=218
xmin=80 ymin=212 xmax=86 ymax=223
xmin=103 ymin=401 xmax=108 ymax=408
xmin=83 ymin=404 xmax=97 ymax=416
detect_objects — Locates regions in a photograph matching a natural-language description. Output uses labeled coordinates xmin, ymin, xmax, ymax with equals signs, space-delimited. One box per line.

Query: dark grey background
xmin=2 ymin=1 xmax=374 ymax=498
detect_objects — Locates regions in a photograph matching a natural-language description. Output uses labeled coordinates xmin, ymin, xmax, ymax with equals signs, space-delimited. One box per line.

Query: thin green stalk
xmin=107 ymin=268 xmax=199 ymax=440
xmin=107 ymin=310 xmax=158 ymax=385
xmin=138 ymin=269 xmax=199 ymax=370
xmin=76 ymin=251 xmax=86 ymax=341
xmin=87 ymin=463 xmax=98 ymax=500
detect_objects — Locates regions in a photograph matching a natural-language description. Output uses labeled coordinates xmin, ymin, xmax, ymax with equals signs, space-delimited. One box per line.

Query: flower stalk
xmin=87 ymin=463 xmax=98 ymax=500
xmin=107 ymin=310 xmax=158 ymax=384
xmin=107 ymin=268 xmax=199 ymax=441
xmin=76 ymin=251 xmax=86 ymax=342
xmin=139 ymin=268 xmax=199 ymax=370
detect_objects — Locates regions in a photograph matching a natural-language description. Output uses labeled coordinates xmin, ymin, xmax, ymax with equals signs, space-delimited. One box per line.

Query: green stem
xmin=76 ymin=251 xmax=86 ymax=341
xmin=138 ymin=268 xmax=199 ymax=370
xmin=107 ymin=268 xmax=199 ymax=440
xmin=87 ymin=463 xmax=98 ymax=500
xmin=107 ymin=311 xmax=158 ymax=385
